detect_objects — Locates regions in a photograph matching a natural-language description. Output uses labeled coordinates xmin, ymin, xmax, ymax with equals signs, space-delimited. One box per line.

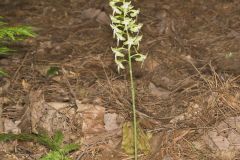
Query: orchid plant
xmin=109 ymin=0 xmax=146 ymax=159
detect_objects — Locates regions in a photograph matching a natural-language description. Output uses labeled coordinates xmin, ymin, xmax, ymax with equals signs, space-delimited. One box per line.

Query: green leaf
xmin=34 ymin=134 xmax=58 ymax=150
xmin=40 ymin=151 xmax=66 ymax=160
xmin=0 ymin=131 xmax=78 ymax=160
xmin=61 ymin=143 xmax=79 ymax=154
xmin=0 ymin=132 xmax=57 ymax=151
xmin=0 ymin=68 xmax=8 ymax=77
xmin=0 ymin=46 xmax=13 ymax=55
xmin=0 ymin=133 xmax=17 ymax=141
xmin=52 ymin=131 xmax=64 ymax=149
xmin=0 ymin=21 xmax=7 ymax=26
xmin=47 ymin=66 xmax=60 ymax=77
xmin=0 ymin=133 xmax=38 ymax=142
xmin=121 ymin=122 xmax=151 ymax=155
xmin=0 ymin=26 xmax=35 ymax=41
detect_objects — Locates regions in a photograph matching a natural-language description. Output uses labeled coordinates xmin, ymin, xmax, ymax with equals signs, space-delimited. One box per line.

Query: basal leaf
xmin=121 ymin=122 xmax=151 ymax=155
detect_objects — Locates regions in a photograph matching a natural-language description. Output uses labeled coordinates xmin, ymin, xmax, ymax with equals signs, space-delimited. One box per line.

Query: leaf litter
xmin=0 ymin=0 xmax=240 ymax=159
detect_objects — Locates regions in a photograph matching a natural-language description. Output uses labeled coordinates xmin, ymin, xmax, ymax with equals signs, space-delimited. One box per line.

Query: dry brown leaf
xmin=180 ymin=54 xmax=196 ymax=64
xmin=173 ymin=129 xmax=191 ymax=143
xmin=77 ymin=103 xmax=105 ymax=137
xmin=144 ymin=58 xmax=159 ymax=72
xmin=21 ymin=79 xmax=31 ymax=92
xmin=81 ymin=8 xmax=110 ymax=25
xmin=0 ymin=78 xmax=10 ymax=95
xmin=0 ymin=152 xmax=19 ymax=160
xmin=81 ymin=8 xmax=101 ymax=20
xmin=96 ymin=11 xmax=110 ymax=25
xmin=203 ymin=117 xmax=240 ymax=152
xmin=203 ymin=130 xmax=230 ymax=151
xmin=216 ymin=150 xmax=236 ymax=160
xmin=104 ymin=113 xmax=119 ymax=131
xmin=47 ymin=102 xmax=69 ymax=110
xmin=149 ymin=82 xmax=170 ymax=99
xmin=3 ymin=118 xmax=21 ymax=134
xmin=18 ymin=90 xmax=73 ymax=138
xmin=35 ymin=65 xmax=50 ymax=76
xmin=18 ymin=90 xmax=46 ymax=133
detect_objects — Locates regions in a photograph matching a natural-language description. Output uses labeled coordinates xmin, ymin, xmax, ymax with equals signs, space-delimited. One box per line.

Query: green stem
xmin=124 ymin=8 xmax=137 ymax=159
xmin=127 ymin=45 xmax=138 ymax=160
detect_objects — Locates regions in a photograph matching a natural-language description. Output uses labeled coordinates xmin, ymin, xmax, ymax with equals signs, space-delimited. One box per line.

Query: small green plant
xmin=47 ymin=66 xmax=60 ymax=77
xmin=0 ymin=131 xmax=79 ymax=160
xmin=109 ymin=0 xmax=147 ymax=159
xmin=0 ymin=16 xmax=35 ymax=76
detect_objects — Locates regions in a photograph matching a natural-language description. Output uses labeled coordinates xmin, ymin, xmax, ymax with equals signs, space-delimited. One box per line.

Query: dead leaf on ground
xmin=149 ymin=82 xmax=170 ymax=99
xmin=0 ymin=152 xmax=19 ymax=160
xmin=203 ymin=116 xmax=240 ymax=153
xmin=173 ymin=129 xmax=191 ymax=144
xmin=21 ymin=79 xmax=31 ymax=92
xmin=77 ymin=102 xmax=105 ymax=137
xmin=0 ymin=78 xmax=10 ymax=95
xmin=104 ymin=113 xmax=120 ymax=131
xmin=81 ymin=8 xmax=101 ymax=20
xmin=3 ymin=118 xmax=21 ymax=134
xmin=96 ymin=11 xmax=110 ymax=25
xmin=47 ymin=102 xmax=69 ymax=110
xmin=18 ymin=90 xmax=73 ymax=139
xmin=163 ymin=155 xmax=174 ymax=160
xmin=170 ymin=103 xmax=202 ymax=124
xmin=18 ymin=90 xmax=46 ymax=134
xmin=81 ymin=8 xmax=110 ymax=25
xmin=35 ymin=65 xmax=51 ymax=76
xmin=216 ymin=150 xmax=236 ymax=160
xmin=144 ymin=57 xmax=159 ymax=72
xmin=180 ymin=54 xmax=196 ymax=64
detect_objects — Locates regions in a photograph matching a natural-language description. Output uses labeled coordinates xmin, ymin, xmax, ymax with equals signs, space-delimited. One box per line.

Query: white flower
xmin=124 ymin=35 xmax=142 ymax=48
xmin=130 ymin=23 xmax=143 ymax=33
xmin=130 ymin=9 xmax=140 ymax=17
xmin=134 ymin=54 xmax=146 ymax=62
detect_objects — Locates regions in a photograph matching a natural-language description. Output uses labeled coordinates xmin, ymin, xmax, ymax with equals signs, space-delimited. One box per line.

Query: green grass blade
xmin=0 ymin=68 xmax=8 ymax=77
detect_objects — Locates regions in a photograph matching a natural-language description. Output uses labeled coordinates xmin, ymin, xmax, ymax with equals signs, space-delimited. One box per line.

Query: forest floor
xmin=0 ymin=0 xmax=240 ymax=159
